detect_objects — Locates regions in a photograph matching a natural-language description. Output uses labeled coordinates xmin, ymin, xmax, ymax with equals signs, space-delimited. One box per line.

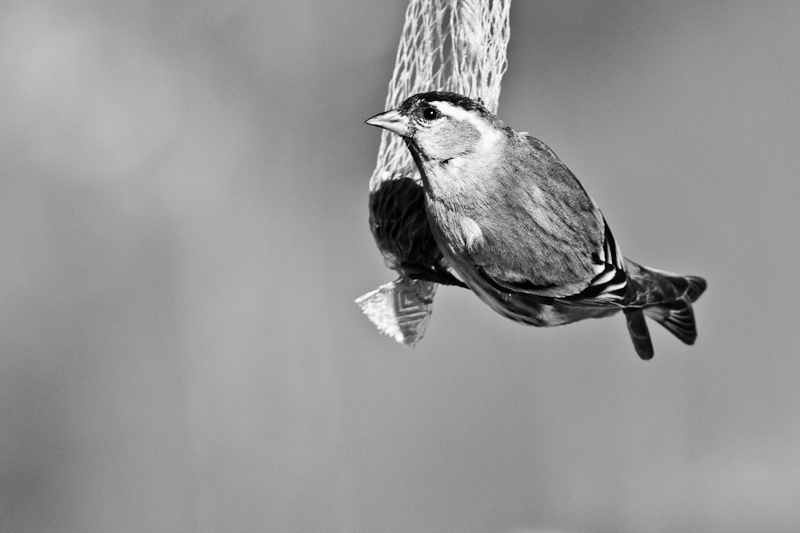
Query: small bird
xmin=365 ymin=91 xmax=706 ymax=359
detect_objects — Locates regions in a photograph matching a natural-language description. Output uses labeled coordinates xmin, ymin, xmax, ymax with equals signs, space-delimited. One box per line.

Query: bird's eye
xmin=422 ymin=107 xmax=440 ymax=121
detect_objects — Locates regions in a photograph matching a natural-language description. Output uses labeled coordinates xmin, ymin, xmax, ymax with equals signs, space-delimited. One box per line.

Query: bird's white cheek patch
xmin=433 ymin=101 xmax=504 ymax=158
xmin=475 ymin=123 xmax=503 ymax=156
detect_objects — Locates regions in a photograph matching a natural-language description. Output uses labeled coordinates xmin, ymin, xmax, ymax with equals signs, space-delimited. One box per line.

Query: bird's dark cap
xmin=399 ymin=91 xmax=487 ymax=115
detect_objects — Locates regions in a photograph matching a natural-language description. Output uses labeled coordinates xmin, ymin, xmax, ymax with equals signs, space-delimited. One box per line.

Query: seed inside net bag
xmin=356 ymin=0 xmax=512 ymax=346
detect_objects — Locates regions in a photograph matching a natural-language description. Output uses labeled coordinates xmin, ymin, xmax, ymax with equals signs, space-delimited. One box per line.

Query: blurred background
xmin=1 ymin=1 xmax=799 ymax=532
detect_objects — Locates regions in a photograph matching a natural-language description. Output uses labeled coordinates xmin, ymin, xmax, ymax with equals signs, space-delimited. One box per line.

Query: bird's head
xmin=366 ymin=92 xmax=507 ymax=165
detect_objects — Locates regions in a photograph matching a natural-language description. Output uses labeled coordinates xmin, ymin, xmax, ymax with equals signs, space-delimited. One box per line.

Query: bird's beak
xmin=365 ymin=108 xmax=408 ymax=137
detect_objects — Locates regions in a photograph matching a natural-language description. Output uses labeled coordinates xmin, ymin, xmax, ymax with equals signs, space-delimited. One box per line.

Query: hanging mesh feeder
xmin=356 ymin=0 xmax=512 ymax=345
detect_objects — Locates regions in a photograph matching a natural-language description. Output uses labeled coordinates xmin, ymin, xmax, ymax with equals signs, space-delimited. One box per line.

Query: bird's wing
xmin=455 ymin=134 xmax=630 ymax=302
xmin=470 ymin=212 xmax=633 ymax=305
xmin=560 ymin=214 xmax=630 ymax=303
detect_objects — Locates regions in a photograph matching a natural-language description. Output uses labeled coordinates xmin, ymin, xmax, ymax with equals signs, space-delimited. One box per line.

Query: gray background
xmin=1 ymin=1 xmax=799 ymax=532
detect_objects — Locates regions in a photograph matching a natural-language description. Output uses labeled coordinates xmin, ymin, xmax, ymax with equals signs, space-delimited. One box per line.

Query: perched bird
xmin=365 ymin=91 xmax=706 ymax=359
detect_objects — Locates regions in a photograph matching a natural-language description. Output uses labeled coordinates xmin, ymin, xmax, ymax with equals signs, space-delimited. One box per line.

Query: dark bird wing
xmin=458 ymin=159 xmax=707 ymax=360
xmin=470 ymin=211 xmax=629 ymax=301
xmin=461 ymin=135 xmax=611 ymax=299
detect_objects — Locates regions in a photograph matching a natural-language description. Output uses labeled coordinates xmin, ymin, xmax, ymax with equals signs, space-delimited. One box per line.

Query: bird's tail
xmin=623 ymin=259 xmax=707 ymax=356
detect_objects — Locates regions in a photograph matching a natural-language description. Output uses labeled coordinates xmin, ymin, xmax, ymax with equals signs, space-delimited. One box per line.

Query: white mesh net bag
xmin=356 ymin=0 xmax=512 ymax=346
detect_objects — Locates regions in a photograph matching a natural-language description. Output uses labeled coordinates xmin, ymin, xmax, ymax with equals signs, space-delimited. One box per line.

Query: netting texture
xmin=357 ymin=0 xmax=512 ymax=346
xmin=370 ymin=0 xmax=512 ymax=190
